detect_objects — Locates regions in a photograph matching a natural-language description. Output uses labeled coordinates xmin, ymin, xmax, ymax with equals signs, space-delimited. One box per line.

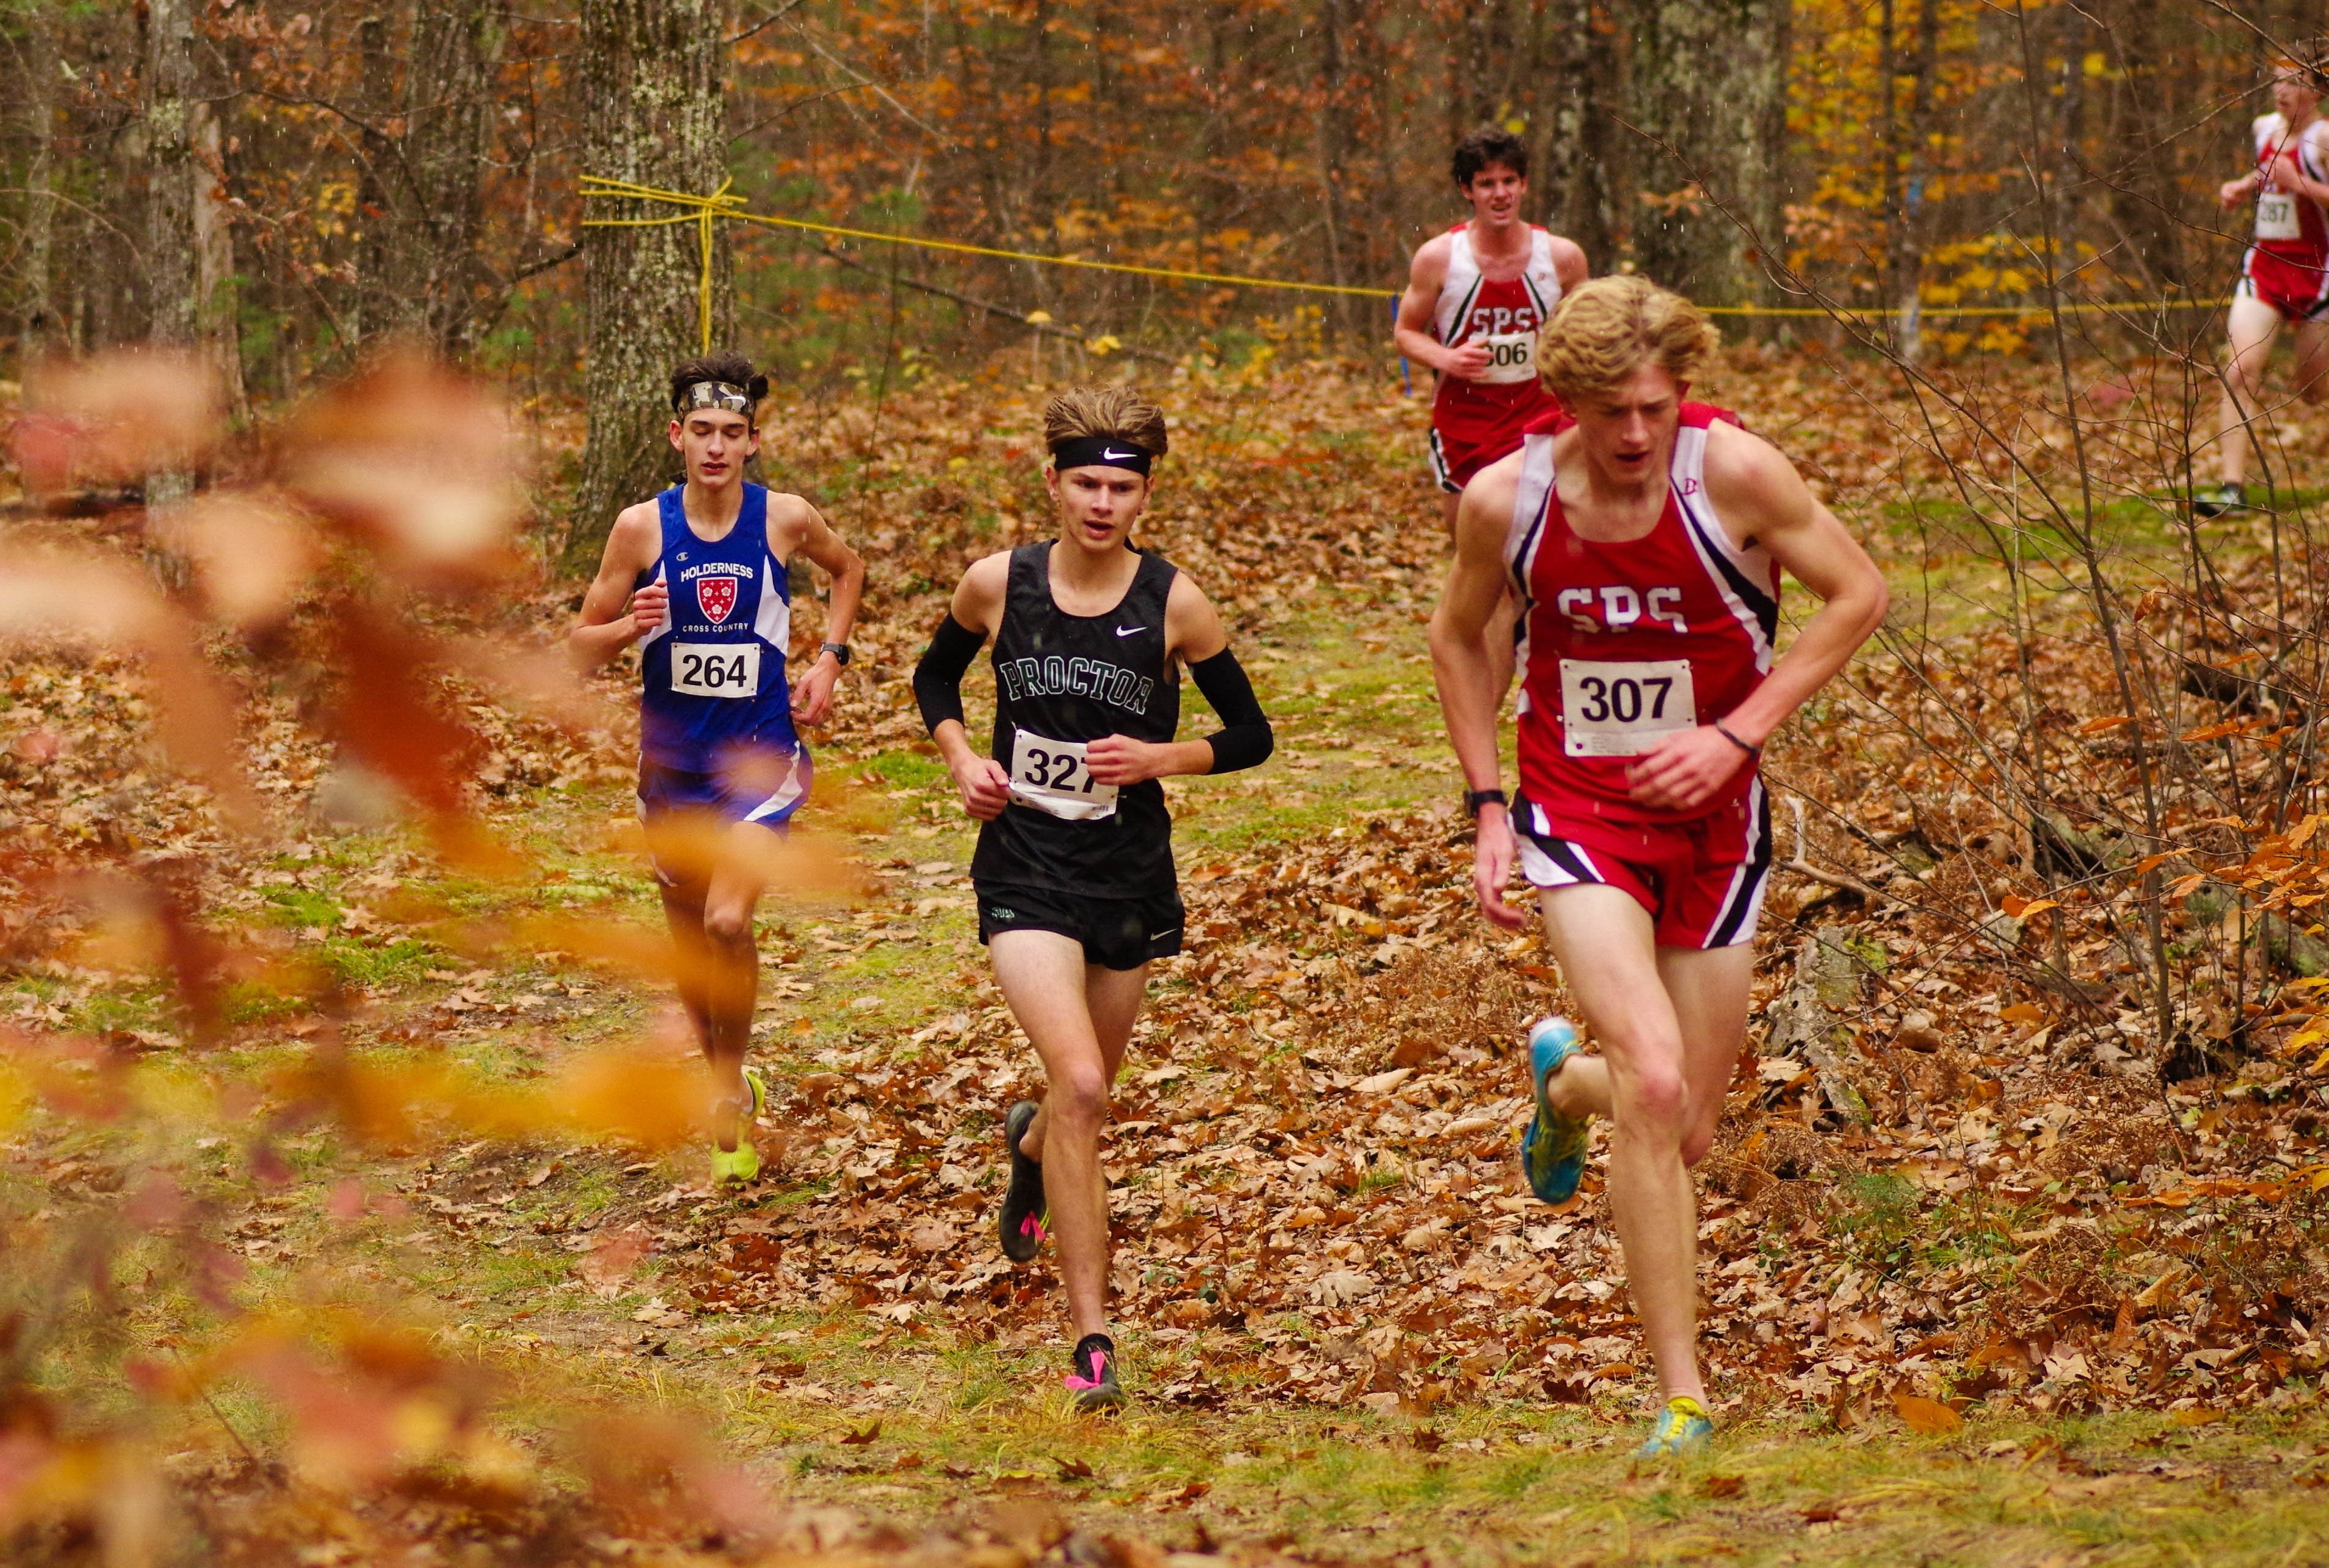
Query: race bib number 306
xmin=2258 ymin=192 xmax=2303 ymax=242
xmin=1559 ymin=658 xmax=1697 ymax=758
xmin=671 ymin=642 xmax=761 ymax=698
xmin=1008 ymin=729 xmax=1119 ymax=821
xmin=1473 ymin=330 xmax=1539 ymax=385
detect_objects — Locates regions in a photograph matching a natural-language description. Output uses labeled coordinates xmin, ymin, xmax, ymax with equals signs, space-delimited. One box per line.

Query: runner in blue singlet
xmin=570 ymin=351 xmax=865 ymax=1184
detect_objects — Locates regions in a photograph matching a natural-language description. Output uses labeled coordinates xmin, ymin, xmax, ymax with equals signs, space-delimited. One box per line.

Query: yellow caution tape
xmin=578 ymin=174 xmax=2232 ymax=347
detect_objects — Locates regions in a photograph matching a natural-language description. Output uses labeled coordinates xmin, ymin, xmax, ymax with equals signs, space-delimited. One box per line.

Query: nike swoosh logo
xmin=1148 ymin=930 xmax=1177 ymax=941
xmin=1102 ymin=447 xmax=1139 ymax=461
xmin=1116 ymin=625 xmax=1145 ymax=637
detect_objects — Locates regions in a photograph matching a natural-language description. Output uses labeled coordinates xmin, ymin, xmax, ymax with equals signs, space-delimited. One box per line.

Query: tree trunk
xmin=1888 ymin=0 xmax=1940 ymax=360
xmin=145 ymin=0 xmax=196 ymax=351
xmin=145 ymin=0 xmax=198 ymax=518
xmin=568 ymin=0 xmax=731 ymax=570
xmin=192 ymin=102 xmax=246 ymax=418
xmin=398 ymin=0 xmax=498 ymax=355
xmin=21 ymin=0 xmax=57 ymax=361
xmin=1541 ymin=0 xmax=1626 ymax=270
xmin=354 ymin=9 xmax=397 ymax=351
xmin=1318 ymin=0 xmax=1353 ymax=338
xmin=1627 ymin=0 xmax=1790 ymax=308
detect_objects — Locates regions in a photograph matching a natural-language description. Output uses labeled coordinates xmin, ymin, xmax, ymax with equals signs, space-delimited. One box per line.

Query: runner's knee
xmin=1048 ymin=1067 xmax=1111 ymax=1129
xmin=702 ymin=904 xmax=754 ymax=946
xmin=1611 ymin=1058 xmax=1688 ymax=1137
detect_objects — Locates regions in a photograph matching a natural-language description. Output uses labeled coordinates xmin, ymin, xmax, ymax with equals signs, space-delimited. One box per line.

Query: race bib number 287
xmin=1559 ymin=658 xmax=1696 ymax=758
xmin=670 ymin=642 xmax=761 ymax=698
xmin=2258 ymin=192 xmax=2303 ymax=242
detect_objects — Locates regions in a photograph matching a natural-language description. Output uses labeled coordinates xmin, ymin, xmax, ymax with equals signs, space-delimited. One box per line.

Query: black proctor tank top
xmin=969 ymin=542 xmax=1181 ymax=897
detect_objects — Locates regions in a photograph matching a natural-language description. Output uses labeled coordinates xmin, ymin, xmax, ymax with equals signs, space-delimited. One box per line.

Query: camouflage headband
xmin=677 ymin=380 xmax=752 ymax=416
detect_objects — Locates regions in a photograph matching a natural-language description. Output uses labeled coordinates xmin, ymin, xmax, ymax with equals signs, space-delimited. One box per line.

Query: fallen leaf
xmin=839 ymin=1421 xmax=882 ymax=1445
xmin=1895 ymin=1394 xmax=1963 ymax=1435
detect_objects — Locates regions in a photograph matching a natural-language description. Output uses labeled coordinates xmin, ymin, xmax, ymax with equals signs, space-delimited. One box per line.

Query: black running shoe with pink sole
xmin=999 ymin=1099 xmax=1047 ymax=1263
xmin=1064 ymin=1332 xmax=1123 ymax=1412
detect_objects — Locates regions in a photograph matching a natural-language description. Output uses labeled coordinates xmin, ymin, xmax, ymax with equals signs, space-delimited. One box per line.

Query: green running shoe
xmin=2192 ymin=481 xmax=2247 ymax=518
xmin=1521 ymin=1016 xmax=1590 ymax=1204
xmin=710 ymin=1067 xmax=767 ymax=1186
xmin=1638 ymin=1395 xmax=1714 ymax=1457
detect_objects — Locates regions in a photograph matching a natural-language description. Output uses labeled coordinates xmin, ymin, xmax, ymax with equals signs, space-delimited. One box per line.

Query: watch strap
xmin=1464 ymin=787 xmax=1508 ymax=818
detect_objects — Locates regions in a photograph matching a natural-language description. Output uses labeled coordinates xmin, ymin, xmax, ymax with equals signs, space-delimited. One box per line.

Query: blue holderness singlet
xmin=636 ymin=483 xmax=806 ymax=822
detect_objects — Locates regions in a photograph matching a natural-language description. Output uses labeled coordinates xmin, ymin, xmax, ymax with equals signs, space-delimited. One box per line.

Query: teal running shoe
xmin=1637 ymin=1395 xmax=1714 ymax=1457
xmin=1520 ymin=1016 xmax=1590 ymax=1204
xmin=2193 ymin=481 xmax=2247 ymax=518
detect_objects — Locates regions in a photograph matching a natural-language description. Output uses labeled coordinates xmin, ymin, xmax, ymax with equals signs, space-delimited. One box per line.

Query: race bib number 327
xmin=1559 ymin=658 xmax=1696 ymax=758
xmin=1008 ymin=729 xmax=1119 ymax=821
xmin=671 ymin=642 xmax=761 ymax=698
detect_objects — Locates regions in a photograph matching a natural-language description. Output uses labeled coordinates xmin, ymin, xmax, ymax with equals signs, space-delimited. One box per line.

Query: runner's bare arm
xmin=1624 ymin=423 xmax=1889 ymax=813
xmin=1086 ymin=574 xmax=1233 ymax=786
xmin=568 ymin=503 xmax=666 ymax=672
xmin=923 ymin=553 xmax=1013 ymax=818
xmin=1430 ymin=456 xmax=1531 ymax=929
xmin=1549 ymin=234 xmax=1590 ymax=293
xmin=1394 ymin=235 xmax=1489 ymax=378
xmin=2269 ymin=148 xmax=2329 ymax=208
xmin=770 ymin=495 xmax=866 ymax=726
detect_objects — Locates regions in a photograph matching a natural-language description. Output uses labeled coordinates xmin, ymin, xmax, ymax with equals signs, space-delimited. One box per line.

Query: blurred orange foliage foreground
xmin=0 ymin=352 xmax=969 ymax=1566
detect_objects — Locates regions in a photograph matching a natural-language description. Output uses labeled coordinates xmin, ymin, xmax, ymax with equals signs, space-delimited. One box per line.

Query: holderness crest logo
xmin=697 ymin=575 xmax=739 ymax=624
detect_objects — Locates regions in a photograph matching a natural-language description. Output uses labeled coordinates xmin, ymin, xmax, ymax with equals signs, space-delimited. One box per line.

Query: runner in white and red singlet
xmin=1431 ymin=277 xmax=1887 ymax=1457
xmin=1397 ymin=127 xmax=1590 ymax=526
xmin=1397 ymin=127 xmax=1588 ymax=694
xmin=2200 ymin=57 xmax=2329 ymax=517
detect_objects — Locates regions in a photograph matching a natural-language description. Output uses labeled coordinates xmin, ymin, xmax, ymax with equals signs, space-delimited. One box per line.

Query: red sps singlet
xmin=1427 ymin=223 xmax=1562 ymax=492
xmin=2241 ymin=113 xmax=2329 ymax=321
xmin=1507 ymin=402 xmax=1777 ymax=824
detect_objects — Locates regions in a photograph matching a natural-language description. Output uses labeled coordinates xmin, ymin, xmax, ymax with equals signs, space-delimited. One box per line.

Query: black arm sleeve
xmin=912 ymin=615 xmax=985 ymax=735
xmin=1190 ymin=647 xmax=1274 ymax=775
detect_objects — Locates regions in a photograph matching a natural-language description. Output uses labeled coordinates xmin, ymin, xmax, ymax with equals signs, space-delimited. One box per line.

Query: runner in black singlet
xmin=912 ymin=386 xmax=1274 ymax=1411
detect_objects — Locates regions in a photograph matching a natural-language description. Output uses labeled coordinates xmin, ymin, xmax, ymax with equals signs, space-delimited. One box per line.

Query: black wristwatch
xmin=819 ymin=641 xmax=852 ymax=667
xmin=1464 ymin=787 xmax=1508 ymax=818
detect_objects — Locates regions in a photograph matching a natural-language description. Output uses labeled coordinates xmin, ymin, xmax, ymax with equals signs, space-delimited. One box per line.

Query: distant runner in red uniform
xmin=1397 ymin=127 xmax=1588 ymax=691
xmin=2199 ymin=57 xmax=2329 ymax=517
xmin=1431 ymin=277 xmax=1886 ymax=1457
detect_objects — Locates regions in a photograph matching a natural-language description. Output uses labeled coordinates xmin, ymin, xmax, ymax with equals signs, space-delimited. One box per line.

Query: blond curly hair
xmin=1537 ymin=276 xmax=1721 ymax=404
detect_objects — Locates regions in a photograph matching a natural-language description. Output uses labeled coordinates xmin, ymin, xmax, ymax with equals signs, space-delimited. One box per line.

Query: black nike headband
xmin=1049 ymin=435 xmax=1154 ymax=476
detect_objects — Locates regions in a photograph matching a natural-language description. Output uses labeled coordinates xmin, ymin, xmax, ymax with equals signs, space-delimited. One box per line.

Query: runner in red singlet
xmin=1397 ymin=127 xmax=1588 ymax=692
xmin=1430 ymin=277 xmax=1887 ymax=1456
xmin=2199 ymin=57 xmax=2329 ymax=517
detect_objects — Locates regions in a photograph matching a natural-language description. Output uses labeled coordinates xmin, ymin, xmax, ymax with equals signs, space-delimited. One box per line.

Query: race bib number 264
xmin=670 ymin=642 xmax=761 ymax=698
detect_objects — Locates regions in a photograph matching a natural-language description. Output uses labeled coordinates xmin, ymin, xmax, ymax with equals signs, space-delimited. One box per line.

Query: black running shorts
xmin=973 ymin=879 xmax=1185 ymax=971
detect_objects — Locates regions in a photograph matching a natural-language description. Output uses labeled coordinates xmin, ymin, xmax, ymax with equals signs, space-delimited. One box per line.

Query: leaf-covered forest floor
xmin=12 ymin=347 xmax=2329 ymax=1564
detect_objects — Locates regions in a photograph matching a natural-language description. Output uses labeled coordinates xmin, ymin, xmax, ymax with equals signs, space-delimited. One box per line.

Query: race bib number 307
xmin=1559 ymin=658 xmax=1696 ymax=758
xmin=1473 ymin=330 xmax=1539 ymax=385
xmin=2258 ymin=192 xmax=2303 ymax=242
xmin=1008 ymin=729 xmax=1119 ymax=821
xmin=671 ymin=642 xmax=761 ymax=698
